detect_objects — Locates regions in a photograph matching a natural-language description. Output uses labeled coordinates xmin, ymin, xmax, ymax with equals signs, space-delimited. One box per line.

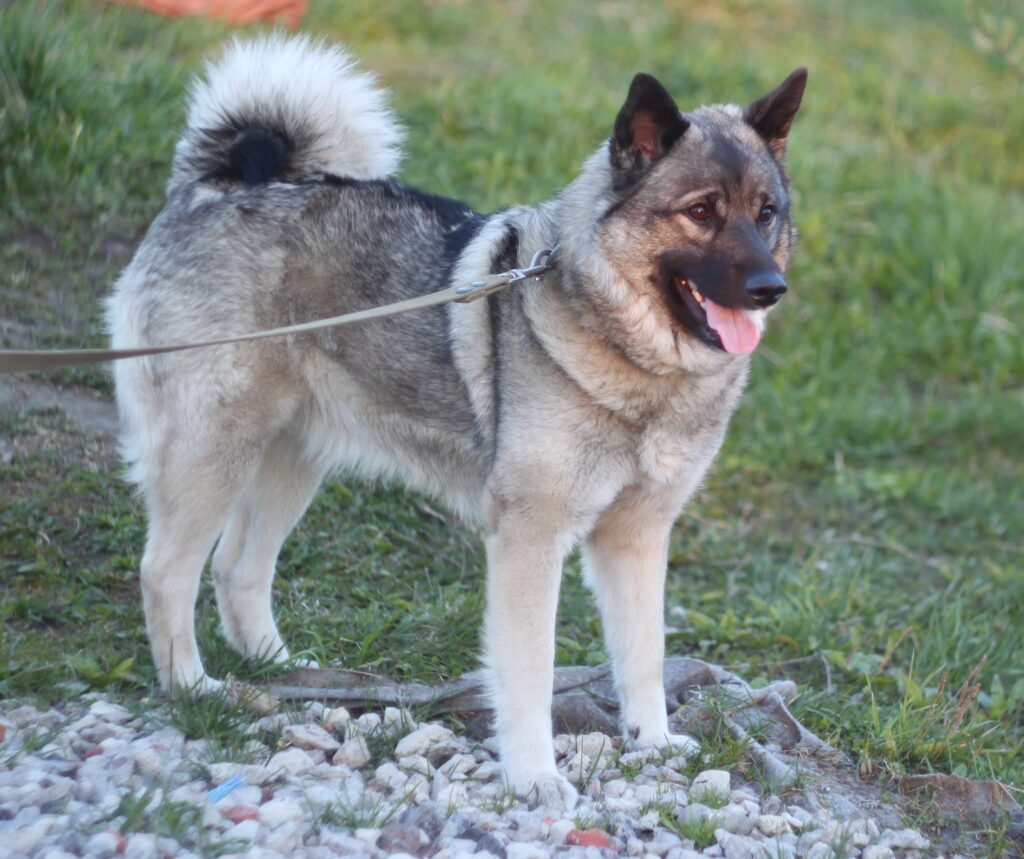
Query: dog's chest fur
xmin=510 ymin=276 xmax=749 ymax=486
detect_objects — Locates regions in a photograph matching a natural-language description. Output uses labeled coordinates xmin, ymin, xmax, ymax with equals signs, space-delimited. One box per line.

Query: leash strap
xmin=0 ymin=247 xmax=557 ymax=374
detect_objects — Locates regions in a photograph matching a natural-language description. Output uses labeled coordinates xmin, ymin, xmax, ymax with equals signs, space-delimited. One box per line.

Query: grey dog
xmin=106 ymin=35 xmax=806 ymax=807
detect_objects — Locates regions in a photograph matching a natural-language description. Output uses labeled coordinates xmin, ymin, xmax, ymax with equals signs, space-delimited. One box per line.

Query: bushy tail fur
xmin=169 ymin=35 xmax=403 ymax=193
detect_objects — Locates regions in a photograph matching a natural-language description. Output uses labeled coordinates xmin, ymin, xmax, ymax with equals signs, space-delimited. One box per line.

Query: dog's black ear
xmin=744 ymin=67 xmax=808 ymax=160
xmin=610 ymin=73 xmax=688 ymax=187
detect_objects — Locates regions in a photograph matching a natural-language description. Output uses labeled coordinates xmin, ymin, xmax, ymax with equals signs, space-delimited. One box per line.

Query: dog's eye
xmin=687 ymin=204 xmax=712 ymax=223
xmin=758 ymin=204 xmax=776 ymax=224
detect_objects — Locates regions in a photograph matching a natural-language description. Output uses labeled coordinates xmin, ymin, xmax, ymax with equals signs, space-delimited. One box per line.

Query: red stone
xmin=566 ymin=828 xmax=615 ymax=849
xmin=222 ymin=804 xmax=261 ymax=823
xmin=84 ymin=745 xmax=104 ymax=758
xmin=105 ymin=829 xmax=128 ymax=853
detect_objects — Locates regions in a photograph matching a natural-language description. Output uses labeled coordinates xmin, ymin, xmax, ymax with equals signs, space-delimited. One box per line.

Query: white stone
xmin=214 ymin=784 xmax=261 ymax=808
xmin=83 ymin=830 xmax=123 ymax=858
xmin=434 ymin=779 xmax=469 ymax=808
xmin=132 ymin=746 xmax=167 ymax=779
xmin=256 ymin=713 xmax=292 ymax=734
xmin=208 ymin=762 xmax=276 ymax=785
xmin=323 ymin=706 xmax=350 ymax=734
xmin=355 ymin=713 xmax=382 ymax=734
xmin=263 ymin=822 xmax=303 ymax=853
xmin=355 ymin=826 xmax=382 ymax=846
xmin=861 ymin=847 xmax=895 ymax=859
xmin=201 ymin=803 xmax=221 ymax=828
xmin=259 ymin=796 xmax=305 ymax=828
xmin=384 ymin=706 xmax=413 ymax=732
xmin=268 ymin=747 xmax=314 ymax=775
xmin=155 ymin=836 xmax=181 ymax=855
xmin=281 ymin=723 xmax=341 ymax=753
xmin=605 ymin=795 xmax=642 ymax=814
xmin=562 ymin=750 xmax=592 ymax=780
xmin=333 ymin=735 xmax=371 ymax=769
xmin=619 ymin=749 xmax=659 ymax=768
xmin=878 ymin=828 xmax=930 ymax=850
xmin=576 ymin=732 xmax=614 ymax=759
xmin=506 ymin=843 xmax=550 ymax=859
xmin=689 ymin=769 xmax=730 ymax=802
xmin=7 ymin=817 xmax=53 ymax=854
xmin=757 ymin=814 xmax=791 ymax=836
xmin=304 ymin=700 xmax=326 ymax=720
xmin=648 ymin=829 xmax=683 ymax=856
xmin=604 ymin=778 xmax=629 ymax=797
xmin=636 ymin=809 xmax=661 ymax=830
xmin=438 ymin=752 xmax=476 ymax=777
xmin=473 ymin=760 xmax=504 ymax=781
xmin=547 ymin=818 xmax=576 ymax=844
xmin=716 ymin=804 xmax=754 ymax=836
xmin=89 ymin=700 xmax=134 ymax=724
xmin=374 ymin=761 xmax=408 ymax=791
xmin=124 ymin=832 xmax=159 ymax=859
xmin=304 ymin=783 xmax=340 ymax=811
xmin=787 ymin=806 xmax=815 ymax=827
xmin=659 ymin=764 xmax=689 ymax=784
xmin=318 ymin=828 xmax=372 ymax=854
xmin=394 ymin=723 xmax=459 ymax=762
xmin=229 ymin=818 xmax=261 ymax=841
xmin=398 ymin=753 xmax=435 ymax=777
xmin=633 ymin=783 xmax=658 ymax=804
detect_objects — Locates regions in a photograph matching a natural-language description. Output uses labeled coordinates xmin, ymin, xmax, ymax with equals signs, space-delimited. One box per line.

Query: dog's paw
xmin=288 ymin=656 xmax=320 ymax=670
xmin=170 ymin=674 xmax=224 ymax=697
xmin=508 ymin=771 xmax=579 ymax=810
xmin=629 ymin=730 xmax=700 ymax=759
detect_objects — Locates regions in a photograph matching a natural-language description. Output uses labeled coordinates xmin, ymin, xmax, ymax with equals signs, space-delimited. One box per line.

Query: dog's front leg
xmin=484 ymin=514 xmax=578 ymax=809
xmin=583 ymin=484 xmax=699 ymax=756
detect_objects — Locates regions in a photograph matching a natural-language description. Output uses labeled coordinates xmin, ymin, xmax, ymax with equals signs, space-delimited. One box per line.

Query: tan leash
xmin=0 ymin=247 xmax=557 ymax=374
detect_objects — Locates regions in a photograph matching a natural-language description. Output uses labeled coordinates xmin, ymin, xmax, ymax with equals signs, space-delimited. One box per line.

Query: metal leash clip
xmin=454 ymin=246 xmax=558 ymax=303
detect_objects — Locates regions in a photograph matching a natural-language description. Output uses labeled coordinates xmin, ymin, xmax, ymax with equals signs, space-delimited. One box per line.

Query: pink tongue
xmin=704 ymin=299 xmax=761 ymax=354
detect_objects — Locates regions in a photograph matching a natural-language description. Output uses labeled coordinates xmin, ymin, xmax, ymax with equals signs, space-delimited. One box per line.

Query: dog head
xmin=582 ymin=68 xmax=806 ymax=368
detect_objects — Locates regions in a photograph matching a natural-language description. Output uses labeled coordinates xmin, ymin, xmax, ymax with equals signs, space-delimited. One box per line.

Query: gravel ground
xmin=0 ymin=694 xmax=949 ymax=859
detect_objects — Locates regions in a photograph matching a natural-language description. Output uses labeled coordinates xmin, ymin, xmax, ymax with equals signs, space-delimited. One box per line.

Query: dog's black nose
xmin=745 ymin=271 xmax=788 ymax=307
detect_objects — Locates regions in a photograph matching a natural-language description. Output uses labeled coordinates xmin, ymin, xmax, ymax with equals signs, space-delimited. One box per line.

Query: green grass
xmin=667 ymin=813 xmax=719 ymax=850
xmin=112 ymin=787 xmax=249 ymax=856
xmin=1 ymin=0 xmax=1022 ymax=817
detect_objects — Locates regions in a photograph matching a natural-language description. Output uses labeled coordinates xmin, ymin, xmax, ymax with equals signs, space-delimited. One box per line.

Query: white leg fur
xmin=484 ymin=522 xmax=578 ymax=809
xmin=141 ymin=460 xmax=250 ymax=692
xmin=212 ymin=435 xmax=324 ymax=662
xmin=583 ymin=488 xmax=699 ymax=756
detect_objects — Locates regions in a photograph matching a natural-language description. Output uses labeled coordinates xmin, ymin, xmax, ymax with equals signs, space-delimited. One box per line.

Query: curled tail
xmin=169 ymin=35 xmax=403 ymax=193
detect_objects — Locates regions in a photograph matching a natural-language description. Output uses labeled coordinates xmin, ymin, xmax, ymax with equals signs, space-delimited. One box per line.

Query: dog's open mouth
xmin=675 ymin=277 xmax=763 ymax=355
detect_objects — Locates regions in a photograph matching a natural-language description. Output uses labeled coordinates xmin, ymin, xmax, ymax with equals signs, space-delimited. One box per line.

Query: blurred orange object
xmin=116 ymin=0 xmax=307 ymax=29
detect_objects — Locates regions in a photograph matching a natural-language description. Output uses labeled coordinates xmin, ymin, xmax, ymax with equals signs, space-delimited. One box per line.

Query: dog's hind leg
xmin=140 ymin=441 xmax=261 ymax=693
xmin=212 ymin=432 xmax=324 ymax=665
xmin=582 ymin=482 xmax=699 ymax=756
